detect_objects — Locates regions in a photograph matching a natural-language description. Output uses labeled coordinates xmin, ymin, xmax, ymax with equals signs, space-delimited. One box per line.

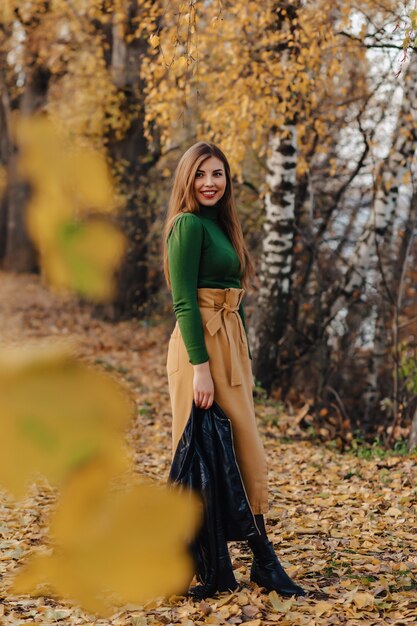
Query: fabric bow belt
xmin=199 ymin=288 xmax=246 ymax=387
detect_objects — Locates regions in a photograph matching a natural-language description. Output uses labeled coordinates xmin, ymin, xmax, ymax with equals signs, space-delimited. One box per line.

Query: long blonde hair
xmin=162 ymin=141 xmax=255 ymax=291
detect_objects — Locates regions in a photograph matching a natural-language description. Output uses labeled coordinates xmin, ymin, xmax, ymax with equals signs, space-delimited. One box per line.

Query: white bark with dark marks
xmin=327 ymin=53 xmax=417 ymax=421
xmin=251 ymin=125 xmax=297 ymax=389
xmin=365 ymin=55 xmax=417 ymax=419
xmin=331 ymin=53 xmax=417 ymax=319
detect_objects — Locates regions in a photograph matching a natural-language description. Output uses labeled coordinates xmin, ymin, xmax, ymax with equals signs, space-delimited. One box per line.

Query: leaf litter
xmin=0 ymin=270 xmax=416 ymax=625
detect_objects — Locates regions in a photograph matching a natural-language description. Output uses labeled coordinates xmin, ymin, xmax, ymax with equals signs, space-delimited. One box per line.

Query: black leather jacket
xmin=168 ymin=400 xmax=261 ymax=589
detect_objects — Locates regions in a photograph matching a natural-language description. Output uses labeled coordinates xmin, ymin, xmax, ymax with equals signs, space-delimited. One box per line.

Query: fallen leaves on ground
xmin=0 ymin=270 xmax=416 ymax=625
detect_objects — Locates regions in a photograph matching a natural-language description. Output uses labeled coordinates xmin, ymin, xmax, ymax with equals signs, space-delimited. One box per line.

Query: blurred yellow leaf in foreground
xmin=14 ymin=115 xmax=126 ymax=301
xmin=43 ymin=218 xmax=126 ymax=300
xmin=0 ymin=340 xmax=134 ymax=497
xmin=12 ymin=460 xmax=202 ymax=615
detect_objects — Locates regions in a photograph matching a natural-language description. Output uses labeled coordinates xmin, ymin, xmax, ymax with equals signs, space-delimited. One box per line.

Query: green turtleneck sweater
xmin=167 ymin=204 xmax=252 ymax=365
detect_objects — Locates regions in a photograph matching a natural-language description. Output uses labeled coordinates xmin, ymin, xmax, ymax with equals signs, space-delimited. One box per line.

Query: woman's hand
xmin=193 ymin=361 xmax=214 ymax=409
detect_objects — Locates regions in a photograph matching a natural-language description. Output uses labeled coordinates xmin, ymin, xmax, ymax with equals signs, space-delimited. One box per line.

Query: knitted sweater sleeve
xmin=167 ymin=213 xmax=210 ymax=365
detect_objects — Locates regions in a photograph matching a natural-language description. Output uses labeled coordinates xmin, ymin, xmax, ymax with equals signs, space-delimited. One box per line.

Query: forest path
xmin=0 ymin=270 xmax=416 ymax=625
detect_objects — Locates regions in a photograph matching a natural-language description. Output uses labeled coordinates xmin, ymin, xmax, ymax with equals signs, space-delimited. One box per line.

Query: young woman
xmin=163 ymin=141 xmax=306 ymax=599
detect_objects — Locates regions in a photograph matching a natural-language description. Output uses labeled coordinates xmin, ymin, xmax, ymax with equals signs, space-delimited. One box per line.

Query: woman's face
xmin=193 ymin=155 xmax=227 ymax=206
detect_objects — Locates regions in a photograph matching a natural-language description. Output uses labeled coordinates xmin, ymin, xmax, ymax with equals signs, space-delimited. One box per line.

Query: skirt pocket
xmin=166 ymin=335 xmax=180 ymax=376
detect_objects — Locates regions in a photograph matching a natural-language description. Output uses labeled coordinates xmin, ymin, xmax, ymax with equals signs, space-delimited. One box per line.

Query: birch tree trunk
xmin=392 ymin=191 xmax=417 ymax=443
xmin=251 ymin=125 xmax=297 ymax=390
xmin=371 ymin=85 xmax=417 ymax=416
xmin=362 ymin=55 xmax=417 ymax=423
xmin=249 ymin=0 xmax=301 ymax=391
xmin=327 ymin=53 xmax=417 ymax=324
xmin=323 ymin=53 xmax=417 ymax=425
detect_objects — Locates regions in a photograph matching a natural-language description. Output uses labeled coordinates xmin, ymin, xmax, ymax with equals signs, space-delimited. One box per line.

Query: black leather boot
xmin=248 ymin=534 xmax=306 ymax=597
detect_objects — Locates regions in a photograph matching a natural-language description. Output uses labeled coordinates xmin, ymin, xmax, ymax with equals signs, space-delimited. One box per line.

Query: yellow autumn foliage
xmin=14 ymin=115 xmax=126 ymax=301
xmin=0 ymin=339 xmax=133 ymax=497
xmin=143 ymin=0 xmax=397 ymax=177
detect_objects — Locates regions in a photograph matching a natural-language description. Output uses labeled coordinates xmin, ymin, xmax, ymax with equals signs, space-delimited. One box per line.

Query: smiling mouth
xmin=201 ymin=191 xmax=217 ymax=197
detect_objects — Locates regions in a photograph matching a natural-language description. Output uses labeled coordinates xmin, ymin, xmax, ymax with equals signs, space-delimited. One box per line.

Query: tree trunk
xmin=251 ymin=124 xmax=297 ymax=390
xmin=327 ymin=52 xmax=417 ymax=324
xmin=361 ymin=53 xmax=417 ymax=424
xmin=1 ymin=12 xmax=51 ymax=272
xmin=3 ymin=157 xmax=37 ymax=272
xmin=95 ymin=0 xmax=160 ymax=320
xmin=409 ymin=406 xmax=417 ymax=451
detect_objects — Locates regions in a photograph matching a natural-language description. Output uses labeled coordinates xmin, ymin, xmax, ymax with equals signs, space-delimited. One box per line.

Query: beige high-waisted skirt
xmin=166 ymin=287 xmax=269 ymax=515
